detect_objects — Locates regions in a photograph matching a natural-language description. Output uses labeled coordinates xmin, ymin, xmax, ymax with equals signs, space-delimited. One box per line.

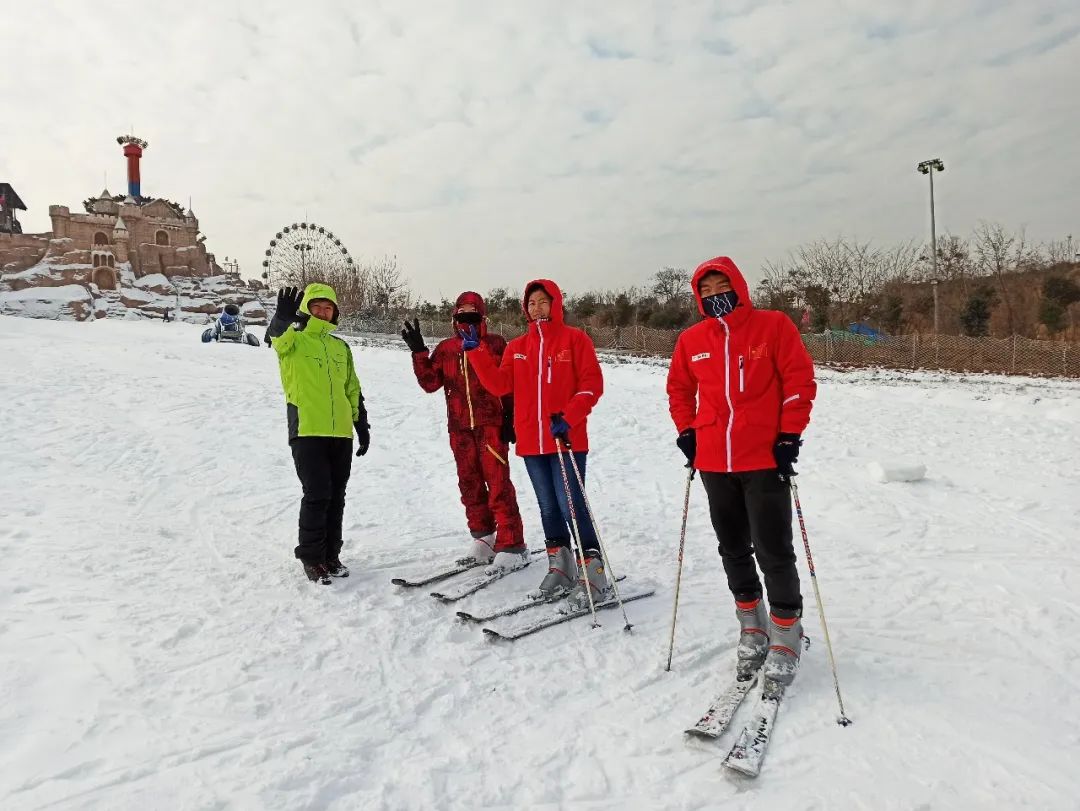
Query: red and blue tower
xmin=116 ymin=134 xmax=149 ymax=198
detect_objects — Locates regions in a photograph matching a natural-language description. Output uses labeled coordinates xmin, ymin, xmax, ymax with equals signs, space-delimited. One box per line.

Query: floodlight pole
xmin=917 ymin=158 xmax=945 ymax=335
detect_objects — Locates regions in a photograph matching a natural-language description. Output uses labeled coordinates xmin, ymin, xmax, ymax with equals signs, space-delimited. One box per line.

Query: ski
xmin=391 ymin=559 xmax=482 ymax=588
xmin=481 ymin=588 xmax=656 ymax=641
xmin=455 ymin=575 xmax=627 ymax=624
xmin=430 ymin=559 xmax=534 ymax=603
xmin=722 ymin=678 xmax=786 ymax=778
xmin=391 ymin=548 xmax=543 ymax=588
xmin=684 ymin=670 xmax=760 ymax=740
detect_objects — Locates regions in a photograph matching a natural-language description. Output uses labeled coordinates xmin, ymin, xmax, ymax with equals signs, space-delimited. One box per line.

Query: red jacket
xmin=411 ymin=292 xmax=511 ymax=432
xmin=468 ymin=279 xmax=603 ymax=456
xmin=666 ymin=257 xmax=816 ymax=473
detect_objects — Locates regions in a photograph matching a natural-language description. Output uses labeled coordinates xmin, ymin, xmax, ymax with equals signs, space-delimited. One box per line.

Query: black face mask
xmin=453 ymin=311 xmax=483 ymax=325
xmin=702 ymin=290 xmax=740 ymax=318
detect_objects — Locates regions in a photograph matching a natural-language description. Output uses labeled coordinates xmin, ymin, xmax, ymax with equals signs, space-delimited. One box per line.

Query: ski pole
xmin=554 ymin=438 xmax=601 ymax=627
xmin=665 ymin=466 xmax=695 ymax=671
xmin=790 ymin=478 xmax=852 ymax=727
xmin=563 ymin=448 xmax=635 ymax=632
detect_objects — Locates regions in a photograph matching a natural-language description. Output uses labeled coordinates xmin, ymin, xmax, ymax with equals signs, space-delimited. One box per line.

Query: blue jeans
xmin=523 ymin=451 xmax=599 ymax=555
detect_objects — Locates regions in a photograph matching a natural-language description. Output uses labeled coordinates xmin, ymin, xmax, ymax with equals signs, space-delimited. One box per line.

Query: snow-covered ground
xmin=1 ymin=316 xmax=1078 ymax=810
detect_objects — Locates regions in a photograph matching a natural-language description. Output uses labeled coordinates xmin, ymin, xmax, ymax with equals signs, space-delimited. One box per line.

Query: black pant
xmin=700 ymin=470 xmax=802 ymax=614
xmin=291 ymin=437 xmax=353 ymax=564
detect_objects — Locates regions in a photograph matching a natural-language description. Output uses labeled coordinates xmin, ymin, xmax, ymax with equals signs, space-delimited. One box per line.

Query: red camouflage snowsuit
xmin=411 ymin=292 xmax=524 ymax=551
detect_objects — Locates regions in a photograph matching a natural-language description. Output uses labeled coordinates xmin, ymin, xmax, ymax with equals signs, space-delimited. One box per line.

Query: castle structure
xmin=0 ymin=136 xmax=266 ymax=323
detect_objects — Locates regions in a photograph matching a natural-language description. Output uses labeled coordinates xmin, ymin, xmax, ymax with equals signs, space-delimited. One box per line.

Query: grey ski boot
xmin=762 ymin=612 xmax=803 ymax=686
xmin=530 ymin=545 xmax=578 ymax=600
xmin=563 ymin=554 xmax=613 ymax=612
xmin=735 ymin=598 xmax=770 ymax=680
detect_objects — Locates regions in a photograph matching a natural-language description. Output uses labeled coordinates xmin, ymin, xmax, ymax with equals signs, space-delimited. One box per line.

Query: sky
xmin=3 ymin=0 xmax=1078 ymax=301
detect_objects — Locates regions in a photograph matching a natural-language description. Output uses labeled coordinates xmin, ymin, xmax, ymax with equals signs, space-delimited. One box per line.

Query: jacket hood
xmin=522 ymin=279 xmax=565 ymax=325
xmin=454 ymin=290 xmax=487 ymax=317
xmin=299 ymin=282 xmax=340 ymax=325
xmin=453 ymin=290 xmax=487 ymax=337
xmin=691 ymin=257 xmax=752 ymax=318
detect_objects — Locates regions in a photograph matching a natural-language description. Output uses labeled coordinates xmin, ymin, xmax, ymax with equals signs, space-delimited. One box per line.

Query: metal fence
xmin=340 ymin=317 xmax=1080 ymax=378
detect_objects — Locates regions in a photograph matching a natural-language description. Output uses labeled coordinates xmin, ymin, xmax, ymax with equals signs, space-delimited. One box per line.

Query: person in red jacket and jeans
xmin=467 ymin=280 xmax=609 ymax=610
xmin=667 ymin=256 xmax=816 ymax=686
xmin=401 ymin=292 xmax=526 ymax=567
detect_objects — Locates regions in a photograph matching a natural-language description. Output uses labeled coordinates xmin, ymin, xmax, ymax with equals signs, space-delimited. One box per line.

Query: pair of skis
xmin=685 ymin=668 xmax=786 ymax=778
xmin=392 ymin=554 xmax=654 ymax=640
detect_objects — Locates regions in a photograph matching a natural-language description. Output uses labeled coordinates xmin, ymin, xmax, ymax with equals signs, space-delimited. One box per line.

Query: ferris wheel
xmin=261 ymin=222 xmax=354 ymax=290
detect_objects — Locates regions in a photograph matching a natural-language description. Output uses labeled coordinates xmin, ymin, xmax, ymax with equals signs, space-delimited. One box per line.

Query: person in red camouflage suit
xmin=400 ymin=292 xmax=526 ymax=565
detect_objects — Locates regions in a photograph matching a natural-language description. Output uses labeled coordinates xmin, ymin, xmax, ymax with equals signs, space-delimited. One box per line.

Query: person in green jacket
xmin=265 ymin=283 xmax=371 ymax=584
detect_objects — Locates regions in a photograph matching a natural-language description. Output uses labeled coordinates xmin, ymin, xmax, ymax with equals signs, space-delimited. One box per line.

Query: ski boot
xmin=326 ymin=558 xmax=350 ymax=578
xmin=762 ymin=611 xmax=804 ymax=686
xmin=486 ymin=544 xmax=530 ymax=574
xmin=562 ymin=553 xmax=613 ymax=612
xmin=302 ymin=560 xmax=331 ymax=585
xmin=458 ymin=532 xmax=496 ymax=566
xmin=734 ymin=598 xmax=770 ymax=680
xmin=529 ymin=545 xmax=578 ymax=600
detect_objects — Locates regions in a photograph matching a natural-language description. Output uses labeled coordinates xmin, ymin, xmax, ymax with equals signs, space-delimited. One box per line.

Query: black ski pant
xmin=291 ymin=437 xmax=353 ymax=564
xmin=700 ymin=469 xmax=802 ymax=615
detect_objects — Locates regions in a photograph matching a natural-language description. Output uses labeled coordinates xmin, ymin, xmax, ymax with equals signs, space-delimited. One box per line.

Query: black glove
xmin=267 ymin=286 xmax=303 ymax=339
xmin=355 ymin=400 xmax=371 ymax=457
xmin=773 ymin=433 xmax=802 ymax=479
xmin=500 ymin=410 xmax=516 ymax=444
xmin=354 ymin=421 xmax=370 ymax=457
xmin=550 ymin=413 xmax=571 ymax=446
xmin=676 ymin=429 xmax=696 ymax=468
xmin=401 ymin=318 xmax=427 ymax=353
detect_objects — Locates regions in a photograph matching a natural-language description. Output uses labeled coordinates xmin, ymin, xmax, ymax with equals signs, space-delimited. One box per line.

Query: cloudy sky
xmin=4 ymin=0 xmax=1078 ymax=301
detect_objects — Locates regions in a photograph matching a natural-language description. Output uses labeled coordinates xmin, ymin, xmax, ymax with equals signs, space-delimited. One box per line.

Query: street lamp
xmin=917 ymin=158 xmax=945 ymax=335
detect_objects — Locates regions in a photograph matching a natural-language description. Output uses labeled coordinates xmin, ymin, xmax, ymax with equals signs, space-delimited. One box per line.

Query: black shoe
xmin=303 ymin=561 xmax=332 ymax=585
xmin=327 ymin=558 xmax=350 ymax=578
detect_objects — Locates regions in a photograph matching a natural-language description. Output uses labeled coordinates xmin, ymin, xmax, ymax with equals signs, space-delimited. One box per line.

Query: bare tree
xmin=971 ymin=222 xmax=1032 ymax=334
xmin=650 ymin=267 xmax=691 ymax=303
xmin=366 ymin=254 xmax=410 ymax=316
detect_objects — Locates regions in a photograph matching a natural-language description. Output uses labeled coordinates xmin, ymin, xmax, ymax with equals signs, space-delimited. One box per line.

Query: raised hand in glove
xmin=401 ymin=318 xmax=427 ymax=354
xmin=458 ymin=324 xmax=480 ymax=351
xmin=267 ymin=286 xmax=304 ymax=340
xmin=276 ymin=286 xmax=303 ymax=322
xmin=773 ymin=433 xmax=802 ymax=479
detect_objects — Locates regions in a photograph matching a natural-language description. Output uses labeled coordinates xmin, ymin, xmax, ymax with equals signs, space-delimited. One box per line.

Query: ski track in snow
xmin=1 ymin=316 xmax=1078 ymax=810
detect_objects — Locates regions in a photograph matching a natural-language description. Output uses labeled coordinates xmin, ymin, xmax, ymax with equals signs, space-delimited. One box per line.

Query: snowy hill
xmin=1 ymin=315 xmax=1078 ymax=810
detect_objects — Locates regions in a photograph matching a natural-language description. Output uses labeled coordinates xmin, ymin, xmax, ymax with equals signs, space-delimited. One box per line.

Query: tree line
xmin=289 ymin=222 xmax=1080 ymax=340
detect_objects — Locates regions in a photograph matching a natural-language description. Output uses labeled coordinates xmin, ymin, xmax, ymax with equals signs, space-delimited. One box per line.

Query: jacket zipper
xmin=739 ymin=355 xmax=745 ymax=393
xmin=536 ymin=322 xmax=545 ymax=454
xmin=461 ymin=353 xmax=475 ymax=429
xmin=322 ymin=332 xmax=336 ymax=433
xmin=720 ymin=320 xmax=734 ymax=472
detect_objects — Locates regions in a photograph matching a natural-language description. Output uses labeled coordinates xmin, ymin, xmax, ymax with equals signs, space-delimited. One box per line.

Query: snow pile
xmin=1 ymin=317 xmax=1078 ymax=809
xmin=0 ymin=284 xmax=93 ymax=319
xmin=866 ymin=460 xmax=927 ymax=483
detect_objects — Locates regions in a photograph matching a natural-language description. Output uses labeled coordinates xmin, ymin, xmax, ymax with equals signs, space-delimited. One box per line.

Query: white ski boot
xmin=459 ymin=532 xmax=496 ymax=565
xmin=485 ymin=545 xmax=530 ymax=574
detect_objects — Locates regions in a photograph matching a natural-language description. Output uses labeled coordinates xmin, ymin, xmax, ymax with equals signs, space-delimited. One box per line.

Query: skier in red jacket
xmin=667 ymin=257 xmax=817 ymax=686
xmin=401 ymin=292 xmax=526 ymax=566
xmin=466 ymin=280 xmax=609 ymax=610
